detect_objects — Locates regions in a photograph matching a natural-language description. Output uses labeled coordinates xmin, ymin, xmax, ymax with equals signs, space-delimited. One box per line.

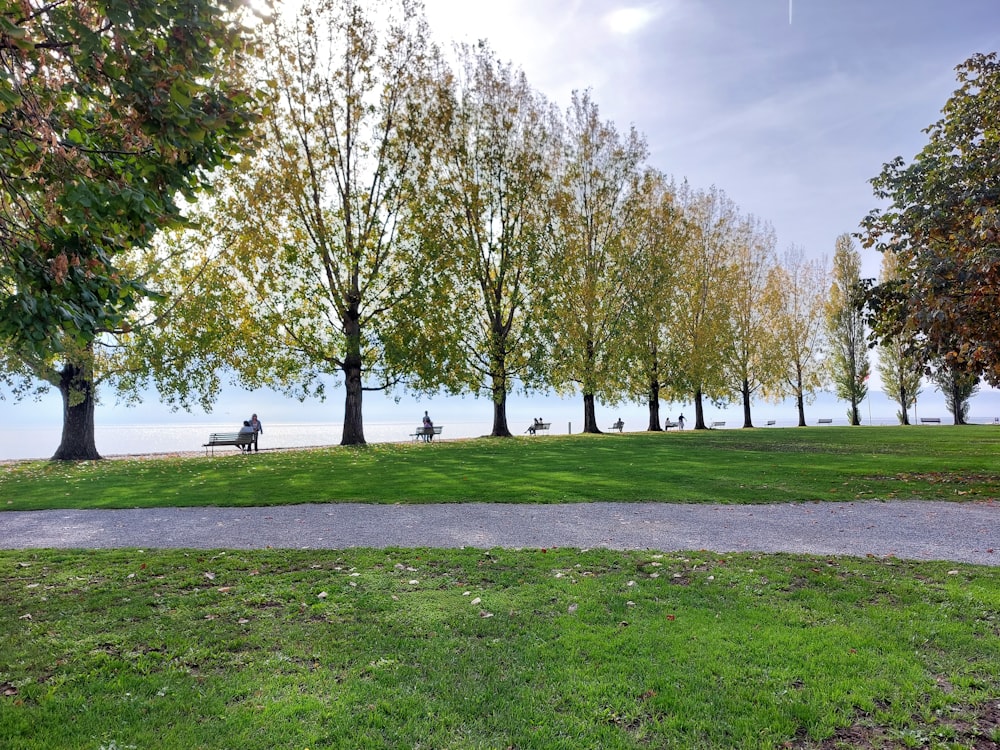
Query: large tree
xmin=875 ymin=251 xmax=923 ymax=425
xmin=666 ymin=184 xmax=739 ymax=430
xmin=861 ymin=52 xmax=1000 ymax=384
xmin=543 ymin=90 xmax=648 ymax=433
xmin=765 ymin=247 xmax=828 ymax=427
xmin=724 ymin=214 xmax=779 ymax=428
xmin=826 ymin=233 xmax=869 ymax=425
xmin=406 ymin=42 xmax=555 ymax=437
xmin=931 ymin=362 xmax=979 ymax=425
xmin=0 ymin=0 xmax=261 ymax=459
xmin=201 ymin=0 xmax=437 ymax=446
xmin=618 ymin=171 xmax=684 ymax=431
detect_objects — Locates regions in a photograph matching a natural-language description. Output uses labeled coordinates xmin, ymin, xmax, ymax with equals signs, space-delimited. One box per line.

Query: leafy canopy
xmin=861 ymin=52 xmax=1000 ymax=385
xmin=0 ymin=0 xmax=261 ymax=359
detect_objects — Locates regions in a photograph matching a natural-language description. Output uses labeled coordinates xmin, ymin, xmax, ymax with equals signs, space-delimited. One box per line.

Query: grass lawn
xmin=2 ymin=426 xmax=1000 ymax=511
xmin=1 ymin=427 xmax=998 ymax=748
xmin=1 ymin=548 xmax=998 ymax=749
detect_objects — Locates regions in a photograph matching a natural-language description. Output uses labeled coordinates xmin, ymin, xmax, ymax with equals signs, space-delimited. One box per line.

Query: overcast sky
xmin=422 ymin=0 xmax=1000 ymax=280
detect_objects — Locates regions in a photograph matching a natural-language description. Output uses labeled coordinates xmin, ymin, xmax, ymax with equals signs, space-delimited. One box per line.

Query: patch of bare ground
xmin=785 ymin=700 xmax=1000 ymax=749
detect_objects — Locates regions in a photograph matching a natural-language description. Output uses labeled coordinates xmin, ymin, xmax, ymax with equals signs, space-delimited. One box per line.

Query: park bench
xmin=527 ymin=422 xmax=551 ymax=435
xmin=411 ymin=425 xmax=443 ymax=442
xmin=608 ymin=420 xmax=624 ymax=433
xmin=664 ymin=420 xmax=678 ymax=430
xmin=711 ymin=421 xmax=726 ymax=428
xmin=919 ymin=417 xmax=941 ymax=424
xmin=818 ymin=418 xmax=833 ymax=425
xmin=766 ymin=420 xmax=776 ymax=426
xmin=203 ymin=432 xmax=255 ymax=455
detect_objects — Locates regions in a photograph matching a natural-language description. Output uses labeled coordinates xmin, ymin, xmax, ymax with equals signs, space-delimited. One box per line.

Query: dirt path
xmin=1 ymin=500 xmax=997 ymax=565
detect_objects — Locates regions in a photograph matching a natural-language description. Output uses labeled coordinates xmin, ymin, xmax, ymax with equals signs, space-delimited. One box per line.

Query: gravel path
xmin=1 ymin=500 xmax=997 ymax=565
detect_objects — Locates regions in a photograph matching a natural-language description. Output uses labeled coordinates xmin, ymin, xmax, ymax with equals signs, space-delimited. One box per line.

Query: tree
xmin=543 ymin=90 xmax=648 ymax=433
xmin=666 ymin=184 xmax=739 ymax=430
xmin=618 ymin=171 xmax=684 ymax=431
xmin=0 ymin=0 xmax=261 ymax=459
xmin=861 ymin=52 xmax=1000 ymax=385
xmin=931 ymin=363 xmax=979 ymax=425
xmin=764 ymin=247 xmax=828 ymax=427
xmin=723 ymin=214 xmax=779 ymax=428
xmin=826 ymin=233 xmax=869 ymax=425
xmin=406 ymin=42 xmax=555 ymax=437
xmin=876 ymin=251 xmax=923 ymax=424
xmin=201 ymin=0 xmax=437 ymax=446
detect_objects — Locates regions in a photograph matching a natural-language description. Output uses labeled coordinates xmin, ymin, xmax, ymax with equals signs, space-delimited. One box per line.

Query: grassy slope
xmin=2 ymin=426 xmax=1000 ymax=510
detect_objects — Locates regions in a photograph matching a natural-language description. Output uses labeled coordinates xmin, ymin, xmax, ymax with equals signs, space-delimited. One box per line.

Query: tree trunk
xmin=490 ymin=373 xmax=512 ymax=437
xmin=796 ymin=389 xmax=806 ymax=427
xmin=340 ymin=303 xmax=366 ymax=446
xmin=849 ymin=398 xmax=861 ymax=426
xmin=647 ymin=376 xmax=662 ymax=431
xmin=898 ymin=386 xmax=911 ymax=425
xmin=582 ymin=392 xmax=601 ymax=433
xmin=693 ymin=388 xmax=707 ymax=430
xmin=741 ymin=378 xmax=753 ymax=428
xmin=51 ymin=363 xmax=101 ymax=461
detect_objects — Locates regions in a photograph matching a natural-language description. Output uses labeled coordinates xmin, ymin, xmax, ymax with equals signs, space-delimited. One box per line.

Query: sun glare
xmin=604 ymin=7 xmax=657 ymax=35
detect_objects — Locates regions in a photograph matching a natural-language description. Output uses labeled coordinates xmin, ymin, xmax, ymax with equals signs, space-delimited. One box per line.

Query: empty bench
xmin=920 ymin=417 xmax=941 ymax=424
xmin=711 ymin=421 xmax=726 ymax=428
xmin=527 ymin=422 xmax=551 ymax=435
xmin=818 ymin=418 xmax=833 ymax=425
xmin=411 ymin=425 xmax=443 ymax=442
xmin=203 ymin=432 xmax=255 ymax=455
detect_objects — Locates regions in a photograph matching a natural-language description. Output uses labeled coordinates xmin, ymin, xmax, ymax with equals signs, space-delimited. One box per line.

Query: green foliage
xmin=199 ymin=0 xmax=437 ymax=445
xmin=0 ymin=548 xmax=996 ymax=748
xmin=765 ymin=246 xmax=828 ymax=426
xmin=877 ymin=250 xmax=924 ymax=424
xmin=931 ymin=363 xmax=980 ymax=425
xmin=543 ymin=91 xmax=649 ymax=431
xmin=4 ymin=427 xmax=1000 ymax=510
xmin=662 ymin=184 xmax=740 ymax=427
xmin=826 ymin=234 xmax=869 ymax=425
xmin=861 ymin=52 xmax=1000 ymax=385
xmin=401 ymin=42 xmax=555 ymax=434
xmin=0 ymin=0 xmax=261 ymax=358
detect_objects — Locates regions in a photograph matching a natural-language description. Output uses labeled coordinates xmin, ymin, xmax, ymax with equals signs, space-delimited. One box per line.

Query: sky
xmin=5 ymin=0 xmax=1000 ymax=440
xmin=421 ymin=0 xmax=1000 ymax=281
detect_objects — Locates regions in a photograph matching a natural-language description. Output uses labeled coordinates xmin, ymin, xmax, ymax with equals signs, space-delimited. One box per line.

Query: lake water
xmin=4 ymin=385 xmax=999 ymax=461
xmin=1 ymin=421 xmax=501 ymax=461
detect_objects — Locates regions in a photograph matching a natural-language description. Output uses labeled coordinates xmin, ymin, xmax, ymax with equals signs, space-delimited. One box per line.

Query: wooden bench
xmin=664 ymin=420 xmax=678 ymax=430
xmin=411 ymin=425 xmax=443 ymax=442
xmin=818 ymin=418 xmax=833 ymax=425
xmin=527 ymin=422 xmax=551 ymax=435
xmin=919 ymin=417 xmax=941 ymax=424
xmin=766 ymin=420 xmax=776 ymax=426
xmin=608 ymin=420 xmax=624 ymax=433
xmin=203 ymin=432 xmax=255 ymax=455
xmin=711 ymin=421 xmax=725 ymax=428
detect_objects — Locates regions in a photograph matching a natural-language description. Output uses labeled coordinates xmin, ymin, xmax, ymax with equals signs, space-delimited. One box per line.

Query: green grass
xmin=3 ymin=427 xmax=998 ymax=748
xmin=3 ymin=426 xmax=1000 ymax=510
xmin=1 ymin=548 xmax=997 ymax=749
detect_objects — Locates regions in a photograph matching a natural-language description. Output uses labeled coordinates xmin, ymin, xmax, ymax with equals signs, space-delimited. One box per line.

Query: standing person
xmin=678 ymin=413 xmax=685 ymax=430
xmin=249 ymin=413 xmax=263 ymax=452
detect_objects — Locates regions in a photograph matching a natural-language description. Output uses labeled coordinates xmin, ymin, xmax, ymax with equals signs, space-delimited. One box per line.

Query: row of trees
xmin=169 ymin=0 xmax=845 ymax=444
xmin=2 ymin=1 xmax=996 ymax=459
